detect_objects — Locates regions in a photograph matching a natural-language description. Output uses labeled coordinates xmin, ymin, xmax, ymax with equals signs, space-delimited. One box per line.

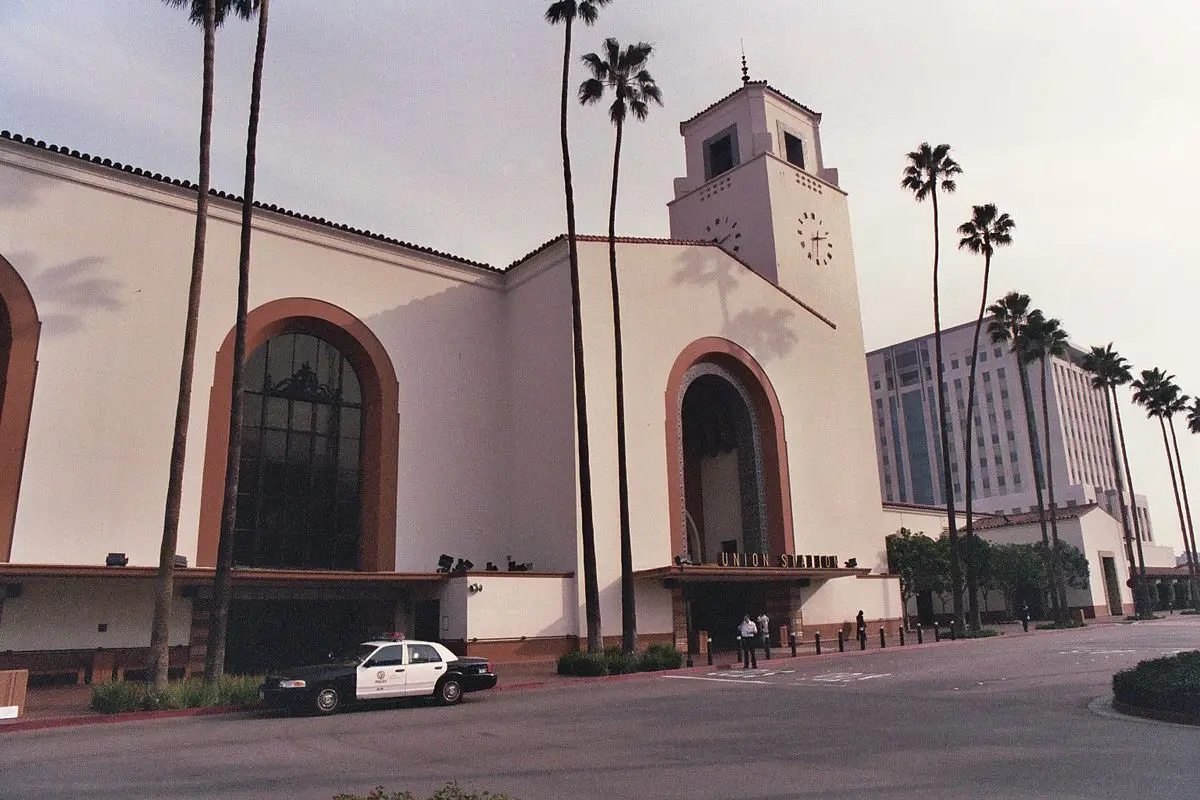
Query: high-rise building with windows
xmin=866 ymin=319 xmax=1154 ymax=541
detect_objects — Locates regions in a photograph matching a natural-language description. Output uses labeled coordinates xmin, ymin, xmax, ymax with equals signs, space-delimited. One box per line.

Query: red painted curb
xmin=0 ymin=704 xmax=247 ymax=733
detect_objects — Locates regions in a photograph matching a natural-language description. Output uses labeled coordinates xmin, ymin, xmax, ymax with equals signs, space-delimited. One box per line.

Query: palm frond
xmin=578 ymin=77 xmax=605 ymax=105
xmin=579 ymin=0 xmax=612 ymax=24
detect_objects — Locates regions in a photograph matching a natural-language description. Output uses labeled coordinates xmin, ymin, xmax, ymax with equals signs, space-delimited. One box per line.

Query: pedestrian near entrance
xmin=757 ymin=611 xmax=770 ymax=648
xmin=738 ymin=614 xmax=758 ymax=668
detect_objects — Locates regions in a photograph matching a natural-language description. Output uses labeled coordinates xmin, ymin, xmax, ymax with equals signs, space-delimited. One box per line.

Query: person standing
xmin=856 ymin=609 xmax=866 ymax=645
xmin=756 ymin=611 xmax=770 ymax=657
xmin=738 ymin=614 xmax=758 ymax=668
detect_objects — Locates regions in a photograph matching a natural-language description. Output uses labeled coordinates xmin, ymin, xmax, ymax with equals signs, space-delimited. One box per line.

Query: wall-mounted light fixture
xmin=105 ymin=553 xmax=128 ymax=567
xmin=468 ymin=583 xmax=484 ymax=595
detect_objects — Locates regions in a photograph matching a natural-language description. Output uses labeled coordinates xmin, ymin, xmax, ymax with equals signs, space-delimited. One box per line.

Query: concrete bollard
xmin=790 ymin=632 xmax=797 ymax=658
xmin=837 ymin=630 xmax=845 ymax=652
xmin=949 ymin=623 xmax=956 ymax=641
xmin=763 ymin=636 xmax=771 ymax=661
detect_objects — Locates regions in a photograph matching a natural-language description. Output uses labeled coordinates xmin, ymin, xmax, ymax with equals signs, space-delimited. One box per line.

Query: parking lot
xmin=1 ymin=617 xmax=1197 ymax=800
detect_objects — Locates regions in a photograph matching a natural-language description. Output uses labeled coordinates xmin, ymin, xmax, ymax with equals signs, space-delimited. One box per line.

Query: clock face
xmin=704 ymin=216 xmax=742 ymax=253
xmin=797 ymin=211 xmax=833 ymax=266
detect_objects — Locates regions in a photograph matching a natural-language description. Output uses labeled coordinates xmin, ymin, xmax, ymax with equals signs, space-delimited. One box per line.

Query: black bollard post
xmin=879 ymin=627 xmax=886 ymax=648
xmin=706 ymin=634 xmax=713 ymax=666
xmin=859 ymin=629 xmax=866 ymax=650
xmin=916 ymin=624 xmax=923 ymax=644
xmin=899 ymin=627 xmax=906 ymax=646
xmin=790 ymin=632 xmax=797 ymax=658
xmin=1022 ymin=615 xmax=1029 ymax=633
xmin=815 ymin=632 xmax=821 ymax=655
xmin=764 ymin=636 xmax=771 ymax=661
xmin=837 ymin=630 xmax=844 ymax=652
xmin=934 ymin=625 xmax=941 ymax=642
xmin=737 ymin=636 xmax=743 ymax=666
xmin=950 ymin=623 xmax=956 ymax=641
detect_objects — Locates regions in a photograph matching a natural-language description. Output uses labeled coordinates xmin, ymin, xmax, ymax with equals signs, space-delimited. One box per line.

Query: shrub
xmin=638 ymin=643 xmax=684 ymax=671
xmin=90 ymin=675 xmax=264 ymax=714
xmin=1035 ymin=620 xmax=1085 ymax=630
xmin=556 ymin=650 xmax=585 ymax=675
xmin=962 ymin=628 xmax=1000 ymax=639
xmin=1113 ymin=650 xmax=1200 ymax=718
xmin=555 ymin=650 xmax=608 ymax=677
xmin=602 ymin=645 xmax=639 ymax=675
xmin=333 ymin=781 xmax=517 ymax=800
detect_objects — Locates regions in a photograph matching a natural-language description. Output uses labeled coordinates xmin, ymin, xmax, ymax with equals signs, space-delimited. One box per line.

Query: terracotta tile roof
xmin=970 ymin=503 xmax=1100 ymax=531
xmin=883 ymin=501 xmax=994 ymax=516
xmin=0 ymin=130 xmax=499 ymax=273
xmin=680 ymin=81 xmax=820 ymax=127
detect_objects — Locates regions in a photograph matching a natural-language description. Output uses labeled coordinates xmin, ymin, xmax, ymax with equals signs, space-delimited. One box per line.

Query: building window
xmin=994 ymin=347 xmax=1002 ymax=358
xmin=951 ymin=359 xmax=959 ymax=369
xmin=874 ymin=380 xmax=881 ymax=390
xmin=980 ymin=350 xmax=988 ymax=362
xmin=783 ymin=131 xmax=805 ymax=169
xmin=704 ymin=125 xmax=739 ymax=180
xmin=236 ymin=332 xmax=363 ymax=569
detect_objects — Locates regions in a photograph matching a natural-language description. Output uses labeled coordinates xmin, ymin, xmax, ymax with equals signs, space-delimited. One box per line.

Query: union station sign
xmin=716 ymin=552 xmax=842 ymax=569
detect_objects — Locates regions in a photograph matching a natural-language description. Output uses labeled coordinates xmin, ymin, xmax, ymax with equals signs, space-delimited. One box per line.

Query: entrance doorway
xmin=1101 ymin=556 xmax=1122 ymax=616
xmin=225 ymin=597 xmax=395 ymax=674
xmin=685 ymin=582 xmax=789 ymax=653
xmin=681 ymin=369 xmax=767 ymax=563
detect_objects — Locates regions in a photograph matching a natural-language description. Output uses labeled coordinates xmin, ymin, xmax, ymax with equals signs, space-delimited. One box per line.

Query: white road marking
xmin=664 ymin=675 xmax=771 ymax=685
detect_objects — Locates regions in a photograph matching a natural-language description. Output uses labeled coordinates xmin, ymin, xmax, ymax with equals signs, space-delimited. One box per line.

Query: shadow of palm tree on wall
xmin=17 ymin=254 xmax=124 ymax=336
xmin=671 ymin=246 xmax=798 ymax=362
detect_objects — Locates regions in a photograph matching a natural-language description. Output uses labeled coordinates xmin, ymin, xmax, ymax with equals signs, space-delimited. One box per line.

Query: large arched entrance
xmin=664 ymin=338 xmax=794 ymax=651
xmin=0 ymin=254 xmax=39 ymax=562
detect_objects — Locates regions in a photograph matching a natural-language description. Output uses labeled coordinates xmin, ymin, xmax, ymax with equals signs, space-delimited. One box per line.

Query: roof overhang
xmin=0 ymin=563 xmax=447 ymax=586
xmin=633 ymin=564 xmax=869 ymax=584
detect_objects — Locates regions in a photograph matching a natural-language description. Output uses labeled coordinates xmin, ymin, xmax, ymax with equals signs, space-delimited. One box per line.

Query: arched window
xmin=0 ymin=255 xmax=39 ymax=561
xmin=237 ymin=333 xmax=363 ymax=570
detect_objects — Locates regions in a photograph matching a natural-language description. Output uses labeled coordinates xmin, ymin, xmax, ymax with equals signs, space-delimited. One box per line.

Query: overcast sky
xmin=4 ymin=0 xmax=1198 ymax=558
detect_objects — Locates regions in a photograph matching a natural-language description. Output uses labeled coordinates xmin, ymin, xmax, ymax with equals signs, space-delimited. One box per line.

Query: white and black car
xmin=258 ymin=636 xmax=497 ymax=715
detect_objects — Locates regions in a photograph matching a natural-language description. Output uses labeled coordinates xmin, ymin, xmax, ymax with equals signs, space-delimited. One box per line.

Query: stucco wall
xmin=800 ymin=575 xmax=902 ymax=628
xmin=0 ymin=577 xmax=191 ymax=650
xmin=453 ymin=574 xmax=575 ymax=640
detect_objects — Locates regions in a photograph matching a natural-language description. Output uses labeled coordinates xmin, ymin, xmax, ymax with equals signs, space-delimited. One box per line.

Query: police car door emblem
xmin=376 ymin=670 xmax=386 ymax=682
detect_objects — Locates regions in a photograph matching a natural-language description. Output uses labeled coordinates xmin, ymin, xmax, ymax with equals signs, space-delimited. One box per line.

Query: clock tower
xmin=667 ymin=80 xmax=864 ymax=332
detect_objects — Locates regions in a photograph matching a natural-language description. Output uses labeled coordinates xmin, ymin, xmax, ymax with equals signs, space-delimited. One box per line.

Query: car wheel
xmin=436 ymin=677 xmax=463 ymax=706
xmin=313 ymin=686 xmax=341 ymax=715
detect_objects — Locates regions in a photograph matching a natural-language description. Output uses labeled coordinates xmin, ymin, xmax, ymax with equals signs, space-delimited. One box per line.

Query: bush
xmin=1113 ymin=650 xmax=1200 ymax=718
xmin=637 ymin=643 xmax=684 ymax=671
xmin=1035 ymin=620 xmax=1085 ymax=630
xmin=555 ymin=650 xmax=607 ymax=677
xmin=603 ymin=645 xmax=639 ymax=675
xmin=962 ymin=628 xmax=1000 ymax=639
xmin=90 ymin=675 xmax=263 ymax=714
xmin=333 ymin=781 xmax=517 ymax=800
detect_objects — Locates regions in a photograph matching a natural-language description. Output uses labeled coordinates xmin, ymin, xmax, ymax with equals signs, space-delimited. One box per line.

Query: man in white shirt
xmin=738 ymin=615 xmax=758 ymax=668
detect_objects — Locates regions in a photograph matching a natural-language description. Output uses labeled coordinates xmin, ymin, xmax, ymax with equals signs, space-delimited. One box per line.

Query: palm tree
xmin=1188 ymin=397 xmax=1200 ymax=436
xmin=150 ymin=0 xmax=253 ymax=691
xmin=545 ymin=0 xmax=609 ymax=655
xmin=1080 ymin=344 xmax=1150 ymax=616
xmin=956 ymin=203 xmax=1015 ymax=629
xmin=902 ymin=142 xmax=964 ymax=634
xmin=205 ymin=0 xmax=269 ymax=682
xmin=579 ymin=38 xmax=662 ymax=655
xmin=988 ymin=292 xmax=1060 ymax=620
xmin=1162 ymin=386 xmax=1199 ymax=611
xmin=1024 ymin=311 xmax=1070 ymax=617
xmin=1131 ymin=369 xmax=1200 ymax=610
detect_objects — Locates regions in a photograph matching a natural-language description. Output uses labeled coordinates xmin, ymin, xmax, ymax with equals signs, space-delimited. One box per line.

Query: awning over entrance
xmin=633 ymin=564 xmax=869 ymax=584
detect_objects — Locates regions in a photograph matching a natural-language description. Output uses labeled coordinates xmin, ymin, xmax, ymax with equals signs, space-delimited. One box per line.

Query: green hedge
xmin=556 ymin=643 xmax=684 ymax=677
xmin=1112 ymin=650 xmax=1200 ymax=718
xmin=334 ymin=781 xmax=516 ymax=800
xmin=962 ymin=628 xmax=1000 ymax=639
xmin=91 ymin=675 xmax=263 ymax=714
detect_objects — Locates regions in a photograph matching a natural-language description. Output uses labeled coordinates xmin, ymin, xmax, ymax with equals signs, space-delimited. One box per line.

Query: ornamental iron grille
xmin=678 ymin=364 xmax=768 ymax=563
xmin=235 ymin=332 xmax=363 ymax=570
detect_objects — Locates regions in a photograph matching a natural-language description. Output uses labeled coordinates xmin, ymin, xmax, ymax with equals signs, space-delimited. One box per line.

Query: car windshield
xmin=324 ymin=644 xmax=377 ymax=666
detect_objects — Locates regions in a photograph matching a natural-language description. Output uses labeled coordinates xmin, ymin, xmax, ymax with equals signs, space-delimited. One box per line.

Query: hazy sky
xmin=3 ymin=1 xmax=1198 ymax=557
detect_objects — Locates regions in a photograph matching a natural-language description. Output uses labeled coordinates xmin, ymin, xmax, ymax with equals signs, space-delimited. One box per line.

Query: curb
xmin=0 ymin=704 xmax=248 ymax=733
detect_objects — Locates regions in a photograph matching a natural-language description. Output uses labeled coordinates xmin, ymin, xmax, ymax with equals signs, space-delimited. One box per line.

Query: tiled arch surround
xmin=0 ymin=254 xmax=40 ymax=561
xmin=664 ymin=337 xmax=794 ymax=562
xmin=197 ymin=298 xmax=399 ymax=571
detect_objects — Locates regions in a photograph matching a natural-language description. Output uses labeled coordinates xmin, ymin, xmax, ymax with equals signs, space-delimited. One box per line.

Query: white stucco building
xmin=0 ymin=80 xmax=900 ymax=681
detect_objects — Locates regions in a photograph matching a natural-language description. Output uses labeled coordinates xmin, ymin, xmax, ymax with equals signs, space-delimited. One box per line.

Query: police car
xmin=258 ymin=634 xmax=498 ymax=715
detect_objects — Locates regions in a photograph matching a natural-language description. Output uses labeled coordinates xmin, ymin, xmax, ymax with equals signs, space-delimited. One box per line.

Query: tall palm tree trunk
xmin=1156 ymin=417 xmax=1196 ymax=611
xmin=1112 ymin=396 xmax=1150 ymax=613
xmin=1038 ymin=358 xmax=1068 ymax=618
xmin=205 ymin=0 xmax=269 ymax=682
xmin=1166 ymin=418 xmax=1200 ymax=610
xmin=930 ymin=189 xmax=964 ymax=633
xmin=149 ymin=0 xmax=216 ymax=692
xmin=1102 ymin=385 xmax=1142 ymax=615
xmin=557 ymin=16 xmax=601 ymax=653
xmin=961 ymin=251 xmax=991 ymax=630
xmin=606 ymin=119 xmax=635 ymax=653
xmin=1017 ymin=360 xmax=1058 ymax=617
